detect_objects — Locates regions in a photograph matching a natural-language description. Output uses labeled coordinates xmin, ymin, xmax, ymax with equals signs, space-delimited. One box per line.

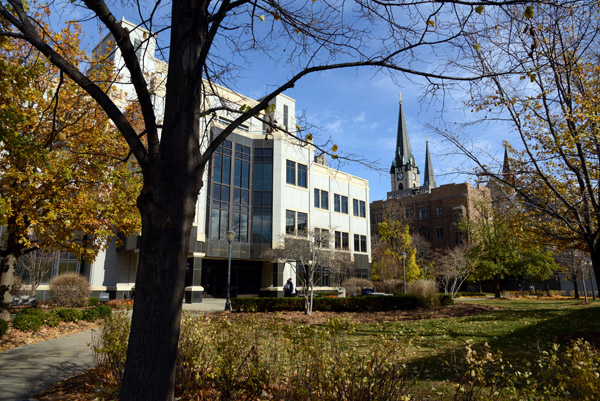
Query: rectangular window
xmin=374 ymin=212 xmax=383 ymax=224
xmin=316 ymin=228 xmax=329 ymax=248
xmin=359 ymin=201 xmax=366 ymax=218
xmin=353 ymin=199 xmax=359 ymax=216
xmin=335 ymin=231 xmax=341 ymax=249
xmin=405 ymin=208 xmax=414 ymax=220
xmin=321 ymin=190 xmax=328 ymax=210
xmin=435 ymin=206 xmax=443 ymax=217
xmin=334 ymin=194 xmax=341 ymax=212
xmin=286 ymin=210 xmax=296 ymax=235
xmin=354 ymin=234 xmax=367 ymax=253
xmin=455 ymin=231 xmax=463 ymax=245
xmin=314 ymin=189 xmax=329 ymax=210
xmin=297 ymin=163 xmax=307 ymax=188
xmin=297 ymin=212 xmax=307 ymax=235
xmin=417 ymin=206 xmax=430 ymax=220
xmin=342 ymin=232 xmax=349 ymax=250
xmin=436 ymin=226 xmax=444 ymax=239
xmin=341 ymin=196 xmax=348 ymax=214
xmin=286 ymin=160 xmax=296 ymax=185
xmin=354 ymin=200 xmax=366 ymax=217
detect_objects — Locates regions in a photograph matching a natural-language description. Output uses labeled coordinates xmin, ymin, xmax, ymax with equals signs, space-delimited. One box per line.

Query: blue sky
xmin=56 ymin=2 xmax=510 ymax=203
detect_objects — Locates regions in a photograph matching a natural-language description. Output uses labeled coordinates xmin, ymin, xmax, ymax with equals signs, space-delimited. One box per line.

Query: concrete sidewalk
xmin=0 ymin=298 xmax=226 ymax=401
xmin=0 ymin=329 xmax=94 ymax=401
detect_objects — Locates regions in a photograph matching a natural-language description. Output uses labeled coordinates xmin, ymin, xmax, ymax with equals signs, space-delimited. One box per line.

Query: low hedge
xmin=0 ymin=319 xmax=8 ymax=337
xmin=231 ymin=294 xmax=426 ymax=313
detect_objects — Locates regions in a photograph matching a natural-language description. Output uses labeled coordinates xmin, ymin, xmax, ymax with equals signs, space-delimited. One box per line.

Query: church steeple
xmin=423 ymin=136 xmax=436 ymax=189
xmin=391 ymin=93 xmax=417 ymax=171
xmin=390 ymin=94 xmax=420 ymax=194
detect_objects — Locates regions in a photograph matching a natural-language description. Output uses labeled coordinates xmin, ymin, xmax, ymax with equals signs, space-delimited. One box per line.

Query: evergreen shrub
xmin=0 ymin=319 xmax=7 ymax=337
xmin=43 ymin=310 xmax=62 ymax=327
xmin=12 ymin=313 xmax=43 ymax=332
xmin=82 ymin=308 xmax=100 ymax=321
xmin=94 ymin=304 xmax=112 ymax=319
xmin=88 ymin=297 xmax=100 ymax=306
xmin=55 ymin=307 xmax=83 ymax=322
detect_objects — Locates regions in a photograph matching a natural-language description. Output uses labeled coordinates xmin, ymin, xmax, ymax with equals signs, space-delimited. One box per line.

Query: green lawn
xmin=347 ymin=299 xmax=600 ymax=379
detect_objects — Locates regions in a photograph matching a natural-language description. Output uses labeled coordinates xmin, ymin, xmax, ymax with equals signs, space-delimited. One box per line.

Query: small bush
xmin=439 ymin=294 xmax=454 ymax=306
xmin=49 ymin=272 xmax=90 ymax=307
xmin=94 ymin=304 xmax=112 ymax=319
xmin=407 ymin=279 xmax=439 ymax=308
xmin=93 ymin=311 xmax=131 ymax=386
xmin=16 ymin=307 xmax=45 ymax=319
xmin=55 ymin=307 xmax=83 ymax=322
xmin=88 ymin=297 xmax=100 ymax=307
xmin=43 ymin=310 xmax=62 ymax=327
xmin=375 ymin=279 xmax=405 ymax=294
xmin=82 ymin=308 xmax=100 ymax=322
xmin=0 ymin=319 xmax=8 ymax=337
xmin=342 ymin=277 xmax=374 ymax=297
xmin=12 ymin=313 xmax=43 ymax=332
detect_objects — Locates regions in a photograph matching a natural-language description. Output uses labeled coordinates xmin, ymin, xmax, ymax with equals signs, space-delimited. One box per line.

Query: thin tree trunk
xmin=572 ymin=278 xmax=580 ymax=299
xmin=582 ymin=275 xmax=588 ymax=303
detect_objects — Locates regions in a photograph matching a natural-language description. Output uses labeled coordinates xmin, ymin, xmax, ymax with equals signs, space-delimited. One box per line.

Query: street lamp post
xmin=401 ymin=251 xmax=407 ymax=294
xmin=225 ymin=230 xmax=235 ymax=312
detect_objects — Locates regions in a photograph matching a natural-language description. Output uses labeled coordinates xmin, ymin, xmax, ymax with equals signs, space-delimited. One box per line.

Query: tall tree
xmin=437 ymin=1 xmax=600 ymax=293
xmin=463 ymin=201 xmax=557 ymax=298
xmin=372 ymin=219 xmax=420 ymax=282
xmin=0 ymin=18 xmax=140 ymax=320
xmin=0 ymin=1 xmax=548 ymax=399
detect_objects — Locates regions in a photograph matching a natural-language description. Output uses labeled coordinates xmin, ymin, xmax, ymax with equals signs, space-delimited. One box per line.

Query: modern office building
xmin=84 ymin=20 xmax=371 ymax=302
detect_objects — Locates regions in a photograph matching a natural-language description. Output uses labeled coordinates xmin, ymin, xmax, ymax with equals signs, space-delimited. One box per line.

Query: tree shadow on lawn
xmin=403 ymin=302 xmax=600 ymax=382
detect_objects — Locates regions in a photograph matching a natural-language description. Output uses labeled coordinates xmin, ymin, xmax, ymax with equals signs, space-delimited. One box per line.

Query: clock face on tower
xmin=397 ymin=172 xmax=403 ymax=180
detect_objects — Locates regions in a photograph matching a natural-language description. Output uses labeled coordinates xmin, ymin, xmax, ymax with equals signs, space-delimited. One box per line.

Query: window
xmin=334 ymin=194 xmax=348 ymax=214
xmin=314 ymin=189 xmax=329 ymax=209
xmin=455 ymin=231 xmax=463 ymax=245
xmin=417 ymin=206 xmax=430 ymax=220
xmin=373 ymin=212 xmax=383 ymax=224
xmin=297 ymin=164 xmax=307 ymax=188
xmin=419 ymin=226 xmax=431 ymax=241
xmin=297 ymin=212 xmax=307 ymax=234
xmin=283 ymin=104 xmax=289 ymax=131
xmin=286 ymin=210 xmax=296 ymax=235
xmin=436 ymin=226 xmax=444 ymax=239
xmin=286 ymin=160 xmax=307 ymax=188
xmin=315 ymin=228 xmax=330 ymax=248
xmin=210 ymin=141 xmax=232 ymax=240
xmin=353 ymin=199 xmax=366 ymax=217
xmin=286 ymin=160 xmax=296 ymax=185
xmin=335 ymin=231 xmax=349 ymax=250
xmin=252 ymin=148 xmax=273 ymax=243
xmin=285 ymin=210 xmax=308 ymax=236
xmin=354 ymin=234 xmax=367 ymax=253
xmin=405 ymin=208 xmax=414 ymax=220
xmin=434 ymin=206 xmax=443 ymax=217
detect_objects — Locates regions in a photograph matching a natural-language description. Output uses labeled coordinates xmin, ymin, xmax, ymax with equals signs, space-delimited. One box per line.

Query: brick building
xmin=370 ymin=96 xmax=490 ymax=250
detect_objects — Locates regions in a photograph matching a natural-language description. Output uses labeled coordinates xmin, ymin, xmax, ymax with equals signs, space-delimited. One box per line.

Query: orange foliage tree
xmin=0 ymin=18 xmax=141 ymax=320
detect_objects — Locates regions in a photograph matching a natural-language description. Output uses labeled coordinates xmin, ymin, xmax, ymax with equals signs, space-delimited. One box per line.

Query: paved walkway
xmin=0 ymin=299 xmax=226 ymax=401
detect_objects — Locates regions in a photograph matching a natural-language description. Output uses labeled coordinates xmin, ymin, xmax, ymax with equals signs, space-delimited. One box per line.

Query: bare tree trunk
xmin=582 ymin=275 xmax=588 ymax=303
xmin=572 ymin=277 xmax=580 ymax=299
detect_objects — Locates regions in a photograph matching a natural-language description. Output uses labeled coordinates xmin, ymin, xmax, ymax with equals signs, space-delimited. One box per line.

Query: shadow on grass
xmin=402 ymin=302 xmax=600 ymax=382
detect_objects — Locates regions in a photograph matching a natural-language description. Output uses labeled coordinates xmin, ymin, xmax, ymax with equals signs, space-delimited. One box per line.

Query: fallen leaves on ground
xmin=0 ymin=320 xmax=99 ymax=352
